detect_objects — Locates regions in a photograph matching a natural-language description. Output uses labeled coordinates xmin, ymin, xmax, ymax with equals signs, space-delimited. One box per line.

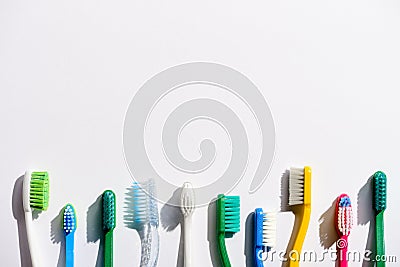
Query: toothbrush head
xmin=373 ymin=171 xmax=387 ymax=213
xmin=289 ymin=166 xmax=311 ymax=206
xmin=216 ymin=194 xmax=240 ymax=236
xmin=129 ymin=180 xmax=159 ymax=229
xmin=28 ymin=171 xmax=49 ymax=211
xmin=102 ymin=190 xmax=116 ymax=232
xmin=254 ymin=208 xmax=276 ymax=251
xmin=335 ymin=194 xmax=353 ymax=236
xmin=63 ymin=204 xmax=77 ymax=235
xmin=180 ymin=182 xmax=195 ymax=218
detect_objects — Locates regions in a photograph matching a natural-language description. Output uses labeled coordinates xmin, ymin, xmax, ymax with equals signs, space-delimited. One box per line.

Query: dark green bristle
xmin=102 ymin=190 xmax=116 ymax=231
xmin=30 ymin=171 xmax=49 ymax=210
xmin=373 ymin=171 xmax=387 ymax=212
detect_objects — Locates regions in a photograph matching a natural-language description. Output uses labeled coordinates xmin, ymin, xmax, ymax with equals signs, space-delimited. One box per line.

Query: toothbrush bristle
xmin=102 ymin=190 xmax=116 ymax=232
xmin=30 ymin=171 xmax=49 ymax=210
xmin=289 ymin=167 xmax=304 ymax=206
xmin=128 ymin=180 xmax=159 ymax=229
xmin=180 ymin=182 xmax=195 ymax=217
xmin=63 ymin=204 xmax=76 ymax=234
xmin=262 ymin=211 xmax=277 ymax=248
xmin=223 ymin=195 xmax=240 ymax=234
xmin=373 ymin=171 xmax=387 ymax=212
xmin=337 ymin=195 xmax=353 ymax=236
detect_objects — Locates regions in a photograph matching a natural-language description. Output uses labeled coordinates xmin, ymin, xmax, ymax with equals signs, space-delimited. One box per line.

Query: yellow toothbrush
xmin=285 ymin=166 xmax=311 ymax=267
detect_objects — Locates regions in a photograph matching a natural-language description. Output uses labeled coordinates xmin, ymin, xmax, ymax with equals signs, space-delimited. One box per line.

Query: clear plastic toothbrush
xmin=180 ymin=182 xmax=195 ymax=267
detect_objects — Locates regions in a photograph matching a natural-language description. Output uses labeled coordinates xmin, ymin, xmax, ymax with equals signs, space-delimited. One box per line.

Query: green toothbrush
xmin=102 ymin=190 xmax=116 ymax=267
xmin=216 ymin=194 xmax=240 ymax=267
xmin=373 ymin=171 xmax=387 ymax=267
xmin=23 ymin=170 xmax=49 ymax=267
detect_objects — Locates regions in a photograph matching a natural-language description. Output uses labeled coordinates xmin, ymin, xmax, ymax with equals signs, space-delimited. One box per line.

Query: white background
xmin=1 ymin=1 xmax=400 ymax=266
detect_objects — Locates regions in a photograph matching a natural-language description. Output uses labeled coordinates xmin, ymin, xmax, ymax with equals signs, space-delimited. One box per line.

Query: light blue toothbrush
xmin=63 ymin=203 xmax=77 ymax=267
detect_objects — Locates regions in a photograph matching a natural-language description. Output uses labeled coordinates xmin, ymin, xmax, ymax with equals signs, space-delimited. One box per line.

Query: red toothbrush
xmin=335 ymin=194 xmax=353 ymax=267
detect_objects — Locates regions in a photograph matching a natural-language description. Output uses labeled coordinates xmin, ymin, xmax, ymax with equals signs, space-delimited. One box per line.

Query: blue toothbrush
xmin=254 ymin=208 xmax=276 ymax=267
xmin=63 ymin=204 xmax=77 ymax=267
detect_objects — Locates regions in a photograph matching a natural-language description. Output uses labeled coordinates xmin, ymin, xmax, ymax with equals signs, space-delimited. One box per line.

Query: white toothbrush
xmin=180 ymin=182 xmax=195 ymax=267
xmin=23 ymin=170 xmax=49 ymax=267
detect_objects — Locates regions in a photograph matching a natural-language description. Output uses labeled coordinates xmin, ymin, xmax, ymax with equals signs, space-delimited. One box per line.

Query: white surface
xmin=1 ymin=1 xmax=400 ymax=266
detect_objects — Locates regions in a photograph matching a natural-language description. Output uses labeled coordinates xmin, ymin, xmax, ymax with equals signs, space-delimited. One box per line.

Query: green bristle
xmin=223 ymin=195 xmax=240 ymax=233
xmin=103 ymin=190 xmax=116 ymax=231
xmin=373 ymin=171 xmax=387 ymax=212
xmin=30 ymin=171 xmax=49 ymax=210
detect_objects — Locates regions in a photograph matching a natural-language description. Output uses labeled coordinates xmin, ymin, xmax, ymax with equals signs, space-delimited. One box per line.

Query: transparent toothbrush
xmin=129 ymin=180 xmax=160 ymax=267
xmin=180 ymin=182 xmax=195 ymax=267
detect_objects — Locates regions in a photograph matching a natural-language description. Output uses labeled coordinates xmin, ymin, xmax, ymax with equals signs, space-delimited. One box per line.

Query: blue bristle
xmin=128 ymin=180 xmax=159 ymax=229
xmin=63 ymin=204 xmax=76 ymax=234
xmin=339 ymin=196 xmax=352 ymax=207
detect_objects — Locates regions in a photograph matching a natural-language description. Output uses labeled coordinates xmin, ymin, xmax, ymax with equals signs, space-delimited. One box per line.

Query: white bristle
xmin=63 ymin=205 xmax=76 ymax=233
xmin=289 ymin=167 xmax=305 ymax=206
xmin=337 ymin=207 xmax=353 ymax=235
xmin=180 ymin=182 xmax=195 ymax=217
xmin=262 ymin=211 xmax=277 ymax=248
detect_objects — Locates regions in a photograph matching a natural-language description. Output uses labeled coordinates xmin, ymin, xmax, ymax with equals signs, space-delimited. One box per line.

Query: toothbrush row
xmin=22 ymin=167 xmax=387 ymax=267
xmin=331 ymin=170 xmax=387 ymax=267
xmin=60 ymin=191 xmax=116 ymax=267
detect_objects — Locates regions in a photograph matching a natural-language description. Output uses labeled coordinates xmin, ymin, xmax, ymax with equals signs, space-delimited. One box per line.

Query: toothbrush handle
xmin=217 ymin=233 xmax=231 ymax=267
xmin=337 ymin=235 xmax=348 ymax=267
xmin=24 ymin=211 xmax=40 ymax=267
xmin=104 ymin=231 xmax=113 ymax=267
xmin=376 ymin=212 xmax=385 ymax=267
xmin=255 ymin=247 xmax=264 ymax=267
xmin=66 ymin=233 xmax=75 ymax=267
xmin=139 ymin=224 xmax=159 ymax=267
xmin=287 ymin=204 xmax=311 ymax=267
xmin=183 ymin=216 xmax=192 ymax=267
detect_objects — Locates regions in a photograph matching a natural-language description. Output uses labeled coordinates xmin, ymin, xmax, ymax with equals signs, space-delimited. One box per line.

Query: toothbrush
xmin=180 ymin=182 xmax=195 ymax=267
xmin=63 ymin=203 xmax=77 ymax=267
xmin=129 ymin=180 xmax=160 ymax=267
xmin=22 ymin=170 xmax=49 ymax=267
xmin=335 ymin=194 xmax=353 ymax=267
xmin=254 ymin=208 xmax=276 ymax=267
xmin=373 ymin=171 xmax=387 ymax=267
xmin=216 ymin=194 xmax=240 ymax=267
xmin=285 ymin=166 xmax=311 ymax=266
xmin=103 ymin=190 xmax=116 ymax=267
